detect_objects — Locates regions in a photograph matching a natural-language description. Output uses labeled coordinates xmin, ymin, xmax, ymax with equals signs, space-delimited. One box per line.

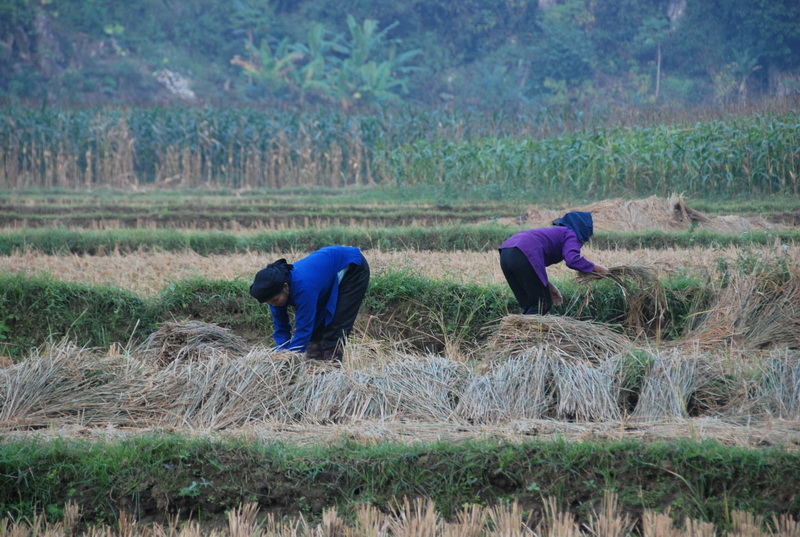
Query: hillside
xmin=2 ymin=0 xmax=800 ymax=110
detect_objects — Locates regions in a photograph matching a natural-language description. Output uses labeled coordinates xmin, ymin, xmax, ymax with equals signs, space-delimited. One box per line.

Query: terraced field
xmin=1 ymin=188 xmax=800 ymax=536
xmin=1 ymin=101 xmax=800 ymax=534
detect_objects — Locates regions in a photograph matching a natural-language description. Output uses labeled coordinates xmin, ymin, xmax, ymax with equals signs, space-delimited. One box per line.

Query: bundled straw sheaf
xmin=138 ymin=320 xmax=249 ymax=366
xmin=632 ymin=349 xmax=723 ymax=422
xmin=576 ymin=265 xmax=668 ymax=338
xmin=753 ymin=349 xmax=800 ymax=420
xmin=484 ymin=314 xmax=632 ymax=364
xmin=456 ymin=349 xmax=552 ymax=423
xmin=682 ymin=265 xmax=800 ymax=351
xmin=457 ymin=347 xmax=623 ymax=423
xmin=524 ymin=194 xmax=784 ymax=233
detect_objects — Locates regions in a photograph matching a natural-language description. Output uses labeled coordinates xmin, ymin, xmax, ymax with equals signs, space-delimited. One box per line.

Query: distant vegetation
xmin=1 ymin=105 xmax=798 ymax=198
xmin=1 ymin=0 xmax=799 ymax=110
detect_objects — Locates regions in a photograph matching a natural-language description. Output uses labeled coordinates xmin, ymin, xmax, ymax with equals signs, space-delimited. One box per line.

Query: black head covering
xmin=250 ymin=259 xmax=293 ymax=303
xmin=552 ymin=211 xmax=594 ymax=244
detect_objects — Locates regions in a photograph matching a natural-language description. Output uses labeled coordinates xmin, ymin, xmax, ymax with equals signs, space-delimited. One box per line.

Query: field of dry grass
xmin=2 ymin=193 xmax=800 ymax=530
xmin=2 ymin=244 xmax=797 ymax=296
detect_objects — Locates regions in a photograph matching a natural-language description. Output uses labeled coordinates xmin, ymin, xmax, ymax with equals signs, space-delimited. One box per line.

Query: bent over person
xmin=499 ymin=211 xmax=609 ymax=315
xmin=249 ymin=245 xmax=370 ymax=362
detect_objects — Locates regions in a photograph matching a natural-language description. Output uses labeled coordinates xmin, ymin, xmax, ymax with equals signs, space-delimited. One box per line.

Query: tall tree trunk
xmin=655 ymin=42 xmax=661 ymax=101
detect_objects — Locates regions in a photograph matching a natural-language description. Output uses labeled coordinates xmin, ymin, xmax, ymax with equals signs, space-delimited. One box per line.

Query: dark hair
xmin=249 ymin=259 xmax=293 ymax=303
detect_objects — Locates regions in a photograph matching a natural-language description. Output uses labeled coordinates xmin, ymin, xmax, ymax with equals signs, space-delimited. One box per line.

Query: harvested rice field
xmin=1 ymin=192 xmax=800 ymax=533
xmin=4 ymin=244 xmax=799 ymax=295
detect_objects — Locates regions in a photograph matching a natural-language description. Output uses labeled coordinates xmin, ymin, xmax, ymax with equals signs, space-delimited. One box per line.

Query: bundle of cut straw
xmin=483 ymin=314 xmax=631 ymax=364
xmin=138 ymin=320 xmax=249 ymax=366
xmin=575 ymin=264 xmax=667 ymax=339
xmin=682 ymin=266 xmax=800 ymax=350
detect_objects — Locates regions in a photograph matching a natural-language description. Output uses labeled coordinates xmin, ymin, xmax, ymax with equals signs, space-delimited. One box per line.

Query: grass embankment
xmin=0 ymin=271 xmax=710 ymax=360
xmin=0 ymin=435 xmax=797 ymax=529
xmin=0 ymin=199 xmax=527 ymax=229
xmin=2 ymin=227 xmax=799 ymax=255
xmin=3 ymin=195 xmax=799 ymax=229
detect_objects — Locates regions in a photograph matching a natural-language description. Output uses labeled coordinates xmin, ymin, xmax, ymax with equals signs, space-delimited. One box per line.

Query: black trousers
xmin=500 ymin=247 xmax=552 ymax=315
xmin=313 ymin=254 xmax=370 ymax=351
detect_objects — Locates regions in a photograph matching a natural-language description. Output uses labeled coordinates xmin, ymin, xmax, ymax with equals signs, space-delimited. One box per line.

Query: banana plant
xmin=231 ymin=36 xmax=303 ymax=94
xmin=289 ymin=23 xmax=339 ymax=105
xmin=333 ymin=15 xmax=420 ymax=108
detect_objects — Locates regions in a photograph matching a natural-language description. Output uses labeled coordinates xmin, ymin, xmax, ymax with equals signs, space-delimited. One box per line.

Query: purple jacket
xmin=499 ymin=226 xmax=594 ymax=286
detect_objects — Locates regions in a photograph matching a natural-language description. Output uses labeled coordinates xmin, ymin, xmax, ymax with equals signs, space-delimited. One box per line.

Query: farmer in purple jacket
xmin=499 ymin=211 xmax=609 ymax=315
xmin=249 ymin=246 xmax=370 ymax=362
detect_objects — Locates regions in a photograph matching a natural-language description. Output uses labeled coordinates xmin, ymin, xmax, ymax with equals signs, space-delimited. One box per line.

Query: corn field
xmin=1 ymin=107 xmax=798 ymax=197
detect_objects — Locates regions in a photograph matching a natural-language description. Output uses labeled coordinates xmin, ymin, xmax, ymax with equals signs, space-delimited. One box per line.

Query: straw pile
xmin=754 ymin=349 xmax=800 ymax=420
xmin=524 ymin=194 xmax=785 ymax=233
xmin=138 ymin=320 xmax=249 ymax=366
xmin=1 ymin=339 xmax=799 ymax=431
xmin=456 ymin=350 xmax=552 ymax=423
xmin=631 ymin=349 xmax=723 ymax=422
xmin=128 ymin=348 xmax=308 ymax=428
xmin=681 ymin=266 xmax=800 ymax=351
xmin=0 ymin=342 xmax=150 ymax=429
xmin=576 ymin=265 xmax=668 ymax=338
xmin=483 ymin=314 xmax=632 ymax=364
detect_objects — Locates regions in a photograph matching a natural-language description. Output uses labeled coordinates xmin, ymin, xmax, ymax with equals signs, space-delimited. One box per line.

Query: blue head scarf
xmin=552 ymin=211 xmax=594 ymax=244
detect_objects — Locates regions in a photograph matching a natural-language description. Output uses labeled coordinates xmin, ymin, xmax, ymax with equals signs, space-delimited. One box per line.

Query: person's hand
xmin=593 ymin=264 xmax=610 ymax=275
xmin=550 ymin=283 xmax=563 ymax=307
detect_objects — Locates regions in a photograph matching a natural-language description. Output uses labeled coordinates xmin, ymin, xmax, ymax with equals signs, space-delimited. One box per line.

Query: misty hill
xmin=1 ymin=0 xmax=799 ymax=111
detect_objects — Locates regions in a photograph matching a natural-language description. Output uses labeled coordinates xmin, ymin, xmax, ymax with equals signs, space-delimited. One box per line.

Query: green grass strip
xmin=1 ymin=227 xmax=798 ymax=255
xmin=0 ymin=435 xmax=797 ymax=528
xmin=0 ymin=271 xmax=711 ymax=360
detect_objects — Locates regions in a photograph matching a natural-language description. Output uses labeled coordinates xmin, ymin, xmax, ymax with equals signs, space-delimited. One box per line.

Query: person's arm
xmin=286 ymin=290 xmax=315 ymax=352
xmin=270 ymin=306 xmax=292 ymax=348
xmin=549 ymin=282 xmax=563 ymax=307
xmin=562 ymin=233 xmax=599 ymax=274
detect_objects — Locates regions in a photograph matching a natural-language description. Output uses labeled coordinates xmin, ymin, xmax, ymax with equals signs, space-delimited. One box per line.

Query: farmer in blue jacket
xmin=249 ymin=246 xmax=370 ymax=362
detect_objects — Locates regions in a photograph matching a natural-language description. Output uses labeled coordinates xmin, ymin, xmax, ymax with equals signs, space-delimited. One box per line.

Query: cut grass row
xmin=2 ymin=227 xmax=799 ymax=256
xmin=0 ymin=434 xmax=797 ymax=529
xmin=2 ymin=188 xmax=800 ymax=214
xmin=0 ymin=271 xmax=710 ymax=361
xmin=2 ymin=194 xmax=798 ymax=218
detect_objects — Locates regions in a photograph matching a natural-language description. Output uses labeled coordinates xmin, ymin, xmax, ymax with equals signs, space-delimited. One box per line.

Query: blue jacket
xmin=270 ymin=246 xmax=364 ymax=352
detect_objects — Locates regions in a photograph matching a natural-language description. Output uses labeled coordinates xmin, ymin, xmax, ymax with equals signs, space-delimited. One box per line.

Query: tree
xmin=633 ymin=16 xmax=671 ymax=101
xmin=230 ymin=13 xmax=420 ymax=108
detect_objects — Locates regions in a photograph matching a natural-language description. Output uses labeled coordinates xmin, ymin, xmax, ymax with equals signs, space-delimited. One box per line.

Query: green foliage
xmin=3 ymin=0 xmax=800 ymax=107
xmin=3 ymin=226 xmax=800 ymax=257
xmin=157 ymin=277 xmax=272 ymax=337
xmin=0 ymin=435 xmax=798 ymax=526
xmin=363 ymin=270 xmax=514 ymax=352
xmin=0 ymin=273 xmax=158 ymax=358
xmin=232 ymin=13 xmax=420 ymax=108
xmin=0 ymin=268 xmax=719 ymax=359
xmin=527 ymin=0 xmax=595 ymax=93
xmin=384 ymin=112 xmax=800 ymax=198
